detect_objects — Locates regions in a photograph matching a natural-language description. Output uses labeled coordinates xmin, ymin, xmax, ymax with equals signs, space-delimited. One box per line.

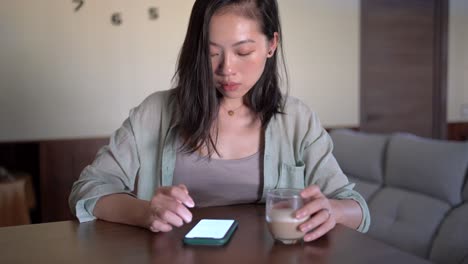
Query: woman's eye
xmin=238 ymin=51 xmax=254 ymax=57
xmin=210 ymin=53 xmax=219 ymax=57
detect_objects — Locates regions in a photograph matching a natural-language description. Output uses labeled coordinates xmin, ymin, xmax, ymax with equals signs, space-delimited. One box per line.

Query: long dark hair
xmin=171 ymin=0 xmax=288 ymax=155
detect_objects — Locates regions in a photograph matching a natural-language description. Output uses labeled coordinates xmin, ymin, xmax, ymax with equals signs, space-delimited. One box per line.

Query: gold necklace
xmin=221 ymin=103 xmax=243 ymax=116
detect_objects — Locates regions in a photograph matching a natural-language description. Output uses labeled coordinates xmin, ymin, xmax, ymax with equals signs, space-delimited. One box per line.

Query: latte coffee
xmin=266 ymin=189 xmax=308 ymax=244
xmin=266 ymin=207 xmax=309 ymax=244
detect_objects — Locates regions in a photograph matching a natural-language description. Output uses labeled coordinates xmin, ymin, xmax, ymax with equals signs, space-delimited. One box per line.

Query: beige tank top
xmin=172 ymin=146 xmax=263 ymax=207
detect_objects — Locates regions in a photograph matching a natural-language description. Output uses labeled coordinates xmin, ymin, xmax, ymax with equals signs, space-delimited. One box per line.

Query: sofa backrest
xmin=330 ymin=129 xmax=468 ymax=263
xmin=329 ymin=129 xmax=388 ymax=200
xmin=385 ymin=133 xmax=468 ymax=205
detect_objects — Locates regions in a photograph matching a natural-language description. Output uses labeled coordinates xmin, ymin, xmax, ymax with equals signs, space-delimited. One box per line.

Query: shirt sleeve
xmin=301 ymin=112 xmax=371 ymax=233
xmin=68 ymin=113 xmax=141 ymax=222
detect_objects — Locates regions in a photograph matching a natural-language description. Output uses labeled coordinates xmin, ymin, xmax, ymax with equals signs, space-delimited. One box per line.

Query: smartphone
xmin=183 ymin=219 xmax=238 ymax=246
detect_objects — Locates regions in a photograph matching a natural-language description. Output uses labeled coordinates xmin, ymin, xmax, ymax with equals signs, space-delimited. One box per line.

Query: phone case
xmin=183 ymin=220 xmax=238 ymax=246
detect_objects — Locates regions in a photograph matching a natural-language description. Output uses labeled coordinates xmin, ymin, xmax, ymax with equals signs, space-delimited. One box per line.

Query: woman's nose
xmin=216 ymin=54 xmax=236 ymax=76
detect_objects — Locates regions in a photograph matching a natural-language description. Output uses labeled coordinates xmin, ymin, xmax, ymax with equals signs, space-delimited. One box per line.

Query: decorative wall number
xmin=111 ymin=13 xmax=122 ymax=26
xmin=72 ymin=1 xmax=159 ymax=26
xmin=73 ymin=0 xmax=84 ymax=12
xmin=149 ymin=7 xmax=159 ymax=20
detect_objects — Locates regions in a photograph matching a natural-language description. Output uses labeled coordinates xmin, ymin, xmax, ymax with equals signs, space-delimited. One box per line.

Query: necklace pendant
xmin=228 ymin=110 xmax=234 ymax=116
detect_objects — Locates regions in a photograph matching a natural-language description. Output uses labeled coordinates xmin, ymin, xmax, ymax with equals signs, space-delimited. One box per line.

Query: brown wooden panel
xmin=0 ymin=142 xmax=39 ymax=179
xmin=448 ymin=122 xmax=468 ymax=141
xmin=325 ymin=123 xmax=468 ymax=142
xmin=39 ymin=138 xmax=108 ymax=222
xmin=360 ymin=0 xmax=447 ymax=139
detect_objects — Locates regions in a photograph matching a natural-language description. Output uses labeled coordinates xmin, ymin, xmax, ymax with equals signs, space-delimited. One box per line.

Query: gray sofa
xmin=329 ymin=129 xmax=468 ymax=264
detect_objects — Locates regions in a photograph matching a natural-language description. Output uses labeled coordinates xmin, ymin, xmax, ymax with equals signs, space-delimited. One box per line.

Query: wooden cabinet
xmin=0 ymin=138 xmax=108 ymax=223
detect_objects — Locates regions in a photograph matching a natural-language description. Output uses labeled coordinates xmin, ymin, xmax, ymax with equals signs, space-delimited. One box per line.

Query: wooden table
xmin=0 ymin=205 xmax=431 ymax=264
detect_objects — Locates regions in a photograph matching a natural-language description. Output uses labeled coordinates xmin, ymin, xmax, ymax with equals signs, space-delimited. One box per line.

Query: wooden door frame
xmin=432 ymin=0 xmax=448 ymax=139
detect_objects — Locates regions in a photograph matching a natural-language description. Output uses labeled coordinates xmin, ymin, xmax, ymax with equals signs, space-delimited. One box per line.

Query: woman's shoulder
xmin=271 ymin=95 xmax=323 ymax=133
xmin=131 ymin=89 xmax=174 ymax=114
xmin=125 ymin=89 xmax=176 ymax=129
xmin=268 ymin=95 xmax=325 ymax=147
xmin=140 ymin=89 xmax=173 ymax=107
xmin=282 ymin=95 xmax=317 ymax=119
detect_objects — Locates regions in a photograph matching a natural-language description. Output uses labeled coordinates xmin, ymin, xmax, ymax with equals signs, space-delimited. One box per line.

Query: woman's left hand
xmin=295 ymin=185 xmax=337 ymax=242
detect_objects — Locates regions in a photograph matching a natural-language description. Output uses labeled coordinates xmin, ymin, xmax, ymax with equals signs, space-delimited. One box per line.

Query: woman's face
xmin=209 ymin=12 xmax=277 ymax=100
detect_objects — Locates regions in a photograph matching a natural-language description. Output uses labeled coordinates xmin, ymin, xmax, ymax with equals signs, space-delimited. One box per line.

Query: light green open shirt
xmin=69 ymin=89 xmax=370 ymax=232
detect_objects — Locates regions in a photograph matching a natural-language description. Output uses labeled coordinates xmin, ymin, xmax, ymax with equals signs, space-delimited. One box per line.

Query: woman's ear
xmin=267 ymin=32 xmax=279 ymax=58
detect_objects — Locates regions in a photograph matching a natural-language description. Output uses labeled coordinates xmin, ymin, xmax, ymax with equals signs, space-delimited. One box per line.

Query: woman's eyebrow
xmin=209 ymin=39 xmax=256 ymax=47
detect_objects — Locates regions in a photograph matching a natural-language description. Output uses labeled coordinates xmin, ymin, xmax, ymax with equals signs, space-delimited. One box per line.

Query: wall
xmin=3 ymin=0 xmax=466 ymax=142
xmin=448 ymin=0 xmax=468 ymax=122
xmin=0 ymin=0 xmax=192 ymax=141
xmin=0 ymin=0 xmax=360 ymax=142
xmin=279 ymin=1 xmax=360 ymax=127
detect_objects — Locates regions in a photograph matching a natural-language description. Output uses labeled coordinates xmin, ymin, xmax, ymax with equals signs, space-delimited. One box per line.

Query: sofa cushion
xmin=330 ymin=129 xmax=388 ymax=184
xmin=368 ymin=187 xmax=451 ymax=258
xmin=430 ymin=203 xmax=468 ymax=264
xmin=346 ymin=175 xmax=380 ymax=201
xmin=385 ymin=133 xmax=468 ymax=205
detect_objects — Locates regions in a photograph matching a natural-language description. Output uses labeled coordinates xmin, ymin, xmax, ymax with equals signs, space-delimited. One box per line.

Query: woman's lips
xmin=220 ymin=82 xmax=241 ymax=91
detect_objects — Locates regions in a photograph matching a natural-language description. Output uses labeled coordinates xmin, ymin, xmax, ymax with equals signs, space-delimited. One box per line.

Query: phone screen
xmin=185 ymin=219 xmax=235 ymax=239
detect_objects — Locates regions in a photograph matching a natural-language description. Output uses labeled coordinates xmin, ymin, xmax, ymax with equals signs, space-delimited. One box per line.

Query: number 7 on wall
xmin=73 ymin=0 xmax=84 ymax=12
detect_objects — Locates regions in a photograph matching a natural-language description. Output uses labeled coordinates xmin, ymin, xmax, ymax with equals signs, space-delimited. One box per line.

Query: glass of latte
xmin=266 ymin=188 xmax=309 ymax=244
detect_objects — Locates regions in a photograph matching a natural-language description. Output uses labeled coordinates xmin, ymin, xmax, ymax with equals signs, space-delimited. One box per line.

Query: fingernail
xmin=296 ymin=212 xmax=304 ymax=219
xmin=187 ymin=200 xmax=195 ymax=208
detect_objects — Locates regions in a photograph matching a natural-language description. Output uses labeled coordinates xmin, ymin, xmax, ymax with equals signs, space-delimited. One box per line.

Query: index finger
xmin=178 ymin=184 xmax=190 ymax=194
xmin=163 ymin=186 xmax=195 ymax=208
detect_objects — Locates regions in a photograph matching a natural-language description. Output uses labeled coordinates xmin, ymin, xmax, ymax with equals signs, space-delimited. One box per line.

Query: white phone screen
xmin=185 ymin=219 xmax=235 ymax=239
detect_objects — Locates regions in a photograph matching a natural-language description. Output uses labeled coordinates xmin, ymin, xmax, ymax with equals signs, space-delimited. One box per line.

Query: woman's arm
xmin=94 ymin=185 xmax=195 ymax=232
xmin=298 ymin=110 xmax=370 ymax=234
xmin=93 ymin=194 xmax=151 ymax=228
xmin=330 ymin=198 xmax=362 ymax=230
xmin=68 ymin=117 xmax=141 ymax=223
xmin=295 ymin=185 xmax=363 ymax=242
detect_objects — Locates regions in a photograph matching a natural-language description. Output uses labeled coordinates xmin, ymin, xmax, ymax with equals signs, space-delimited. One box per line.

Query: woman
xmin=69 ymin=0 xmax=370 ymax=242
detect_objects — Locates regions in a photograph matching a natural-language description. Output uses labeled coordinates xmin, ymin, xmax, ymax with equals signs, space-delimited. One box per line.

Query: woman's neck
xmin=220 ymin=98 xmax=246 ymax=117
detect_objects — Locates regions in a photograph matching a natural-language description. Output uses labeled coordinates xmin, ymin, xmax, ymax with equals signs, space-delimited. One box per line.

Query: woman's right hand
xmin=148 ymin=184 xmax=195 ymax=232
